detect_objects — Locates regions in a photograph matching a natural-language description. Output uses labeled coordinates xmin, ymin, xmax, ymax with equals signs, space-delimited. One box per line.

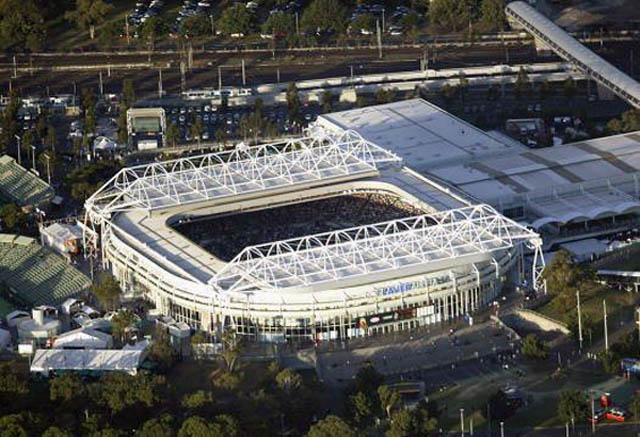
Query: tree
xmin=20 ymin=130 xmax=33 ymax=163
xmin=0 ymin=414 xmax=27 ymax=437
xmin=149 ymin=327 xmax=176 ymax=371
xmin=429 ymin=0 xmax=469 ymax=32
xmin=178 ymin=415 xmax=239 ymax=437
xmin=276 ymin=368 xmax=303 ymax=393
xmin=0 ymin=203 xmax=25 ymax=231
xmin=98 ymin=371 xmax=164 ymax=414
xmin=220 ymin=330 xmax=242 ymax=373
xmin=0 ymin=362 xmax=28 ymax=409
xmin=46 ymin=124 xmax=57 ymax=152
xmin=91 ymin=272 xmax=122 ymax=311
xmin=352 ymin=13 xmax=376 ymax=35
xmin=122 ymin=79 xmax=136 ymax=109
xmin=261 ymin=12 xmax=295 ymax=38
xmin=541 ymin=249 xmax=594 ymax=311
xmin=137 ymin=415 xmax=174 ymax=437
xmin=139 ymin=16 xmax=168 ymax=55
xmin=375 ymin=88 xmax=397 ymax=105
xmin=180 ymin=15 xmax=211 ymax=38
xmin=166 ymin=122 xmax=180 ymax=147
xmin=514 ymin=66 xmax=531 ymax=98
xmin=481 ymin=0 xmax=505 ymax=31
xmin=301 ymin=0 xmax=348 ymax=34
xmin=378 ymin=385 xmax=401 ymax=419
xmin=189 ymin=116 xmax=203 ymax=143
xmin=558 ymin=390 xmax=588 ymax=423
xmin=538 ymin=80 xmax=551 ymax=100
xmin=321 ymin=90 xmax=333 ymax=113
xmin=521 ymin=334 xmax=549 ymax=359
xmin=0 ymin=0 xmax=46 ymax=51
xmin=214 ymin=128 xmax=228 ymax=147
xmin=0 ymin=93 xmax=20 ymax=154
xmin=42 ymin=427 xmax=72 ymax=437
xmin=71 ymin=181 xmax=95 ymax=201
xmin=350 ymin=391 xmax=375 ymax=426
xmin=216 ymin=4 xmax=253 ymax=36
xmin=307 ymin=415 xmax=356 ymax=437
xmin=98 ymin=20 xmax=122 ymax=50
xmin=286 ymin=82 xmax=302 ymax=127
xmin=65 ymin=0 xmax=113 ymax=39
xmin=49 ymin=373 xmax=85 ymax=403
xmin=111 ymin=309 xmax=136 ymax=344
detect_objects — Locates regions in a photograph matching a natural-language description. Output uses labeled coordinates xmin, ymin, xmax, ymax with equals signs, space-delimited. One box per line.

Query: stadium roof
xmin=314 ymin=99 xmax=526 ymax=171
xmin=211 ymin=204 xmax=543 ymax=294
xmin=429 ymin=132 xmax=640 ymax=227
xmin=86 ymin=130 xmax=401 ymax=221
xmin=0 ymin=155 xmax=54 ymax=207
xmin=506 ymin=1 xmax=640 ymax=108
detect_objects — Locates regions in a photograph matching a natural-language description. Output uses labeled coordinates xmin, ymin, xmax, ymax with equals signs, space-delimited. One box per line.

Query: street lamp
xmin=14 ymin=134 xmax=21 ymax=165
xmin=500 ymin=421 xmax=505 ymax=437
xmin=460 ymin=408 xmax=465 ymax=436
xmin=31 ymin=145 xmax=36 ymax=171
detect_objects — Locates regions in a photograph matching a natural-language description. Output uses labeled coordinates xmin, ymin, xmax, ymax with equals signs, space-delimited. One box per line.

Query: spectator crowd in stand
xmin=174 ymin=192 xmax=427 ymax=261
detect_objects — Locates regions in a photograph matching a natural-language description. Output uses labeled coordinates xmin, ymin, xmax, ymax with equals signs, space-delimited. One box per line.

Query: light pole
xmin=44 ymin=154 xmax=51 ymax=184
xmin=460 ymin=408 xmax=465 ymax=436
xmin=591 ymin=396 xmax=596 ymax=434
xmin=603 ymin=300 xmax=609 ymax=352
xmin=636 ymin=307 xmax=640 ymax=347
xmin=577 ymin=290 xmax=583 ymax=351
xmin=500 ymin=421 xmax=504 ymax=437
xmin=31 ymin=145 xmax=35 ymax=171
xmin=14 ymin=134 xmax=21 ymax=165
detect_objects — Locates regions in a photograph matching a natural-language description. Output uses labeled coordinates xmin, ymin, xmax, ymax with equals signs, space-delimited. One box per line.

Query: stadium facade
xmin=85 ymin=105 xmax=545 ymax=343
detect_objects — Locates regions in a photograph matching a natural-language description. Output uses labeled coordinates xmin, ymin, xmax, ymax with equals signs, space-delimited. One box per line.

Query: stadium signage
xmin=375 ymin=279 xmax=430 ymax=297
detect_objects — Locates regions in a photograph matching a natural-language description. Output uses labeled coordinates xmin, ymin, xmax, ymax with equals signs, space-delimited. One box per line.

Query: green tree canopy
xmin=181 ymin=15 xmax=211 ymax=38
xmin=42 ymin=427 xmax=72 ymax=437
xmin=521 ymin=333 xmax=549 ymax=360
xmin=0 ymin=0 xmax=46 ymax=51
xmin=558 ymin=390 xmax=588 ymax=423
xmin=65 ymin=0 xmax=113 ymax=39
xmin=261 ymin=11 xmax=295 ymax=38
xmin=301 ymin=0 xmax=348 ymax=33
xmin=0 ymin=203 xmax=25 ymax=231
xmin=98 ymin=371 xmax=164 ymax=414
xmin=481 ymin=0 xmax=505 ymax=31
xmin=306 ymin=415 xmax=356 ymax=437
xmin=429 ymin=0 xmax=470 ymax=32
xmin=90 ymin=272 xmax=122 ymax=311
xmin=216 ymin=4 xmax=254 ymax=36
xmin=137 ymin=414 xmax=174 ymax=437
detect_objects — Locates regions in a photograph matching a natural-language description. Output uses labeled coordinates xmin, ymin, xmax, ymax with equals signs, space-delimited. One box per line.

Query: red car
xmin=606 ymin=408 xmax=626 ymax=422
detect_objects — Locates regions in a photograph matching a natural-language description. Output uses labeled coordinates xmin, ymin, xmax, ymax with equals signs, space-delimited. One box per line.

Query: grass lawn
xmin=538 ymin=285 xmax=640 ymax=346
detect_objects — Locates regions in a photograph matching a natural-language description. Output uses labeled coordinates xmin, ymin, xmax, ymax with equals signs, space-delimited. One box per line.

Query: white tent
xmin=6 ymin=310 xmax=29 ymax=328
xmin=53 ymin=327 xmax=113 ymax=350
xmin=30 ymin=349 xmax=143 ymax=377
xmin=93 ymin=136 xmax=117 ymax=151
xmin=0 ymin=329 xmax=10 ymax=350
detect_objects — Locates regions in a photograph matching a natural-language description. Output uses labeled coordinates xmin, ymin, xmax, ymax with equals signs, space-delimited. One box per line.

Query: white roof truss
xmin=212 ymin=204 xmax=544 ymax=293
xmin=85 ymin=130 xmax=401 ymax=222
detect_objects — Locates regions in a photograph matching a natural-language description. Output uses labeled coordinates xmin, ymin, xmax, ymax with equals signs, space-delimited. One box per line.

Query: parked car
xmin=606 ymin=407 xmax=626 ymax=422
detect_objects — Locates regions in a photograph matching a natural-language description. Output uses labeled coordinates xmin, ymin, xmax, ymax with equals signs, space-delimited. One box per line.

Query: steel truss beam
xmin=84 ymin=130 xmax=401 ymax=223
xmin=212 ymin=204 xmax=545 ymax=294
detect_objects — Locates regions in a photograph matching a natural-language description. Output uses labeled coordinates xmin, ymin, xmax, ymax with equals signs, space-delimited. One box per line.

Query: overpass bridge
xmin=506 ymin=1 xmax=640 ymax=109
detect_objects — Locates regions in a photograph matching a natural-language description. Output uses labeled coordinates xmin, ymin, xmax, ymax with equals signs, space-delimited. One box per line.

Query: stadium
xmin=84 ymin=101 xmax=545 ymax=344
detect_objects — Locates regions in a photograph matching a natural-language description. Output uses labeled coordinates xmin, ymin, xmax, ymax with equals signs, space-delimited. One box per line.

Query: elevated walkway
xmin=506 ymin=1 xmax=640 ymax=109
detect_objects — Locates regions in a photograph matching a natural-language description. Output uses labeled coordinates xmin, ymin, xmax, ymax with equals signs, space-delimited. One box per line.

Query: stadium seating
xmin=0 ymin=155 xmax=54 ymax=207
xmin=174 ymin=192 xmax=427 ymax=261
xmin=0 ymin=234 xmax=91 ymax=307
